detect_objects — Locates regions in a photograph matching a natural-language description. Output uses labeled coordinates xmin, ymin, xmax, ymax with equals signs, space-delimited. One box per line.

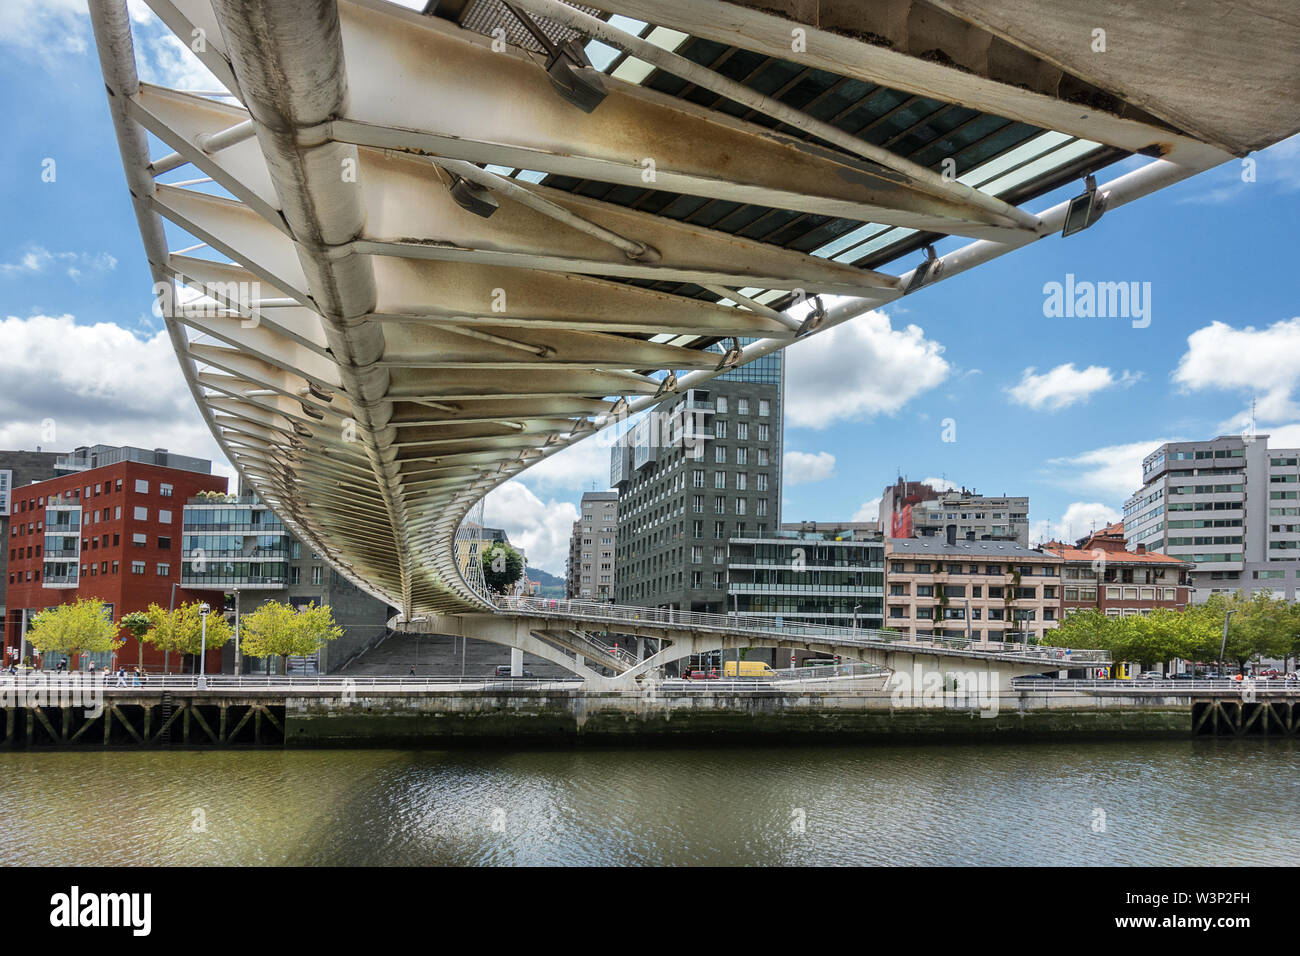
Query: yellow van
xmin=723 ymin=660 xmax=777 ymax=678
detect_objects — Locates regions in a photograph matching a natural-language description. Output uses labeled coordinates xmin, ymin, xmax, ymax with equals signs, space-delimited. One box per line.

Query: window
xmin=290 ymin=567 xmax=301 ymax=585
xmin=715 ymin=396 xmax=728 ymax=414
xmin=158 ymin=536 xmax=171 ymax=550
xmin=157 ymin=563 xmax=170 ymax=576
xmin=715 ymin=495 xmax=726 ymax=513
xmin=311 ymin=566 xmax=323 ymax=585
xmin=736 ymin=422 xmax=748 ymax=441
xmin=135 ymin=479 xmax=149 ymax=494
xmin=759 ymin=399 xmax=769 ymax=417
xmin=735 ymin=498 xmax=747 ymax=515
xmin=715 ymin=420 xmax=728 ymax=439
xmin=133 ymin=506 xmax=147 ymax=521
xmin=715 ymin=472 xmax=726 ymax=489
xmin=757 ymin=423 xmax=768 ymax=442
xmin=131 ymin=561 xmax=146 ymax=575
xmin=159 ymin=509 xmax=172 ymax=524
xmin=114 ymin=507 xmax=121 ymax=520
xmin=736 ymin=447 xmax=748 ymax=465
xmin=737 ymin=398 xmax=749 ymax=415
xmin=160 ymin=483 xmax=173 ymax=497
xmin=756 ymin=473 xmax=768 ymax=491
xmin=132 ymin=533 xmax=147 ymax=547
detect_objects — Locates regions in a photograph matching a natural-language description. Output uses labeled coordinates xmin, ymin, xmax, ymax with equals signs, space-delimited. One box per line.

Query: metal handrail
xmin=488 ymin=595 xmax=1109 ymax=662
xmin=1013 ymin=677 xmax=1300 ymax=692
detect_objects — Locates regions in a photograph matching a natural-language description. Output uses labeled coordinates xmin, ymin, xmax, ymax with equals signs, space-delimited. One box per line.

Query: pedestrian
xmin=88 ymin=661 xmax=96 ymax=676
xmin=409 ymin=663 xmax=415 ymax=676
xmin=57 ymin=657 xmax=67 ymax=673
xmin=116 ymin=667 xmax=126 ymax=687
xmin=132 ymin=666 xmax=141 ymax=687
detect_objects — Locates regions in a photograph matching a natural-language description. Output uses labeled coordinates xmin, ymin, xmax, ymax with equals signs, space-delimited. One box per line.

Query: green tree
xmin=240 ymin=601 xmax=343 ymax=674
xmin=26 ymin=598 xmax=121 ymax=670
xmin=143 ymin=601 xmax=233 ymax=673
xmin=120 ymin=610 xmax=152 ymax=671
xmin=482 ymin=543 xmax=524 ymax=594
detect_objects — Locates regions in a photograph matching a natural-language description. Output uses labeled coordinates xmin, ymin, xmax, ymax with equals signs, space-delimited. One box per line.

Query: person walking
xmin=409 ymin=663 xmax=416 ymax=676
xmin=116 ymin=667 xmax=127 ymax=687
xmin=132 ymin=666 xmax=141 ymax=687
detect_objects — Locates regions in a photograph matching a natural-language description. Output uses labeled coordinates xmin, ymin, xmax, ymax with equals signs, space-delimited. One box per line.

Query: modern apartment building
xmin=1124 ymin=434 xmax=1300 ymax=601
xmin=1043 ymin=522 xmax=1193 ymax=618
xmin=0 ymin=449 xmax=65 ymax=637
xmin=4 ymin=446 xmax=227 ymax=671
xmin=884 ymin=537 xmax=1062 ymax=642
xmin=182 ymin=486 xmax=393 ymax=673
xmin=565 ymin=490 xmax=617 ymax=600
xmin=726 ymin=525 xmax=884 ymax=629
xmin=612 ymin=345 xmax=783 ymax=613
xmin=880 ymin=479 xmax=1029 ymax=546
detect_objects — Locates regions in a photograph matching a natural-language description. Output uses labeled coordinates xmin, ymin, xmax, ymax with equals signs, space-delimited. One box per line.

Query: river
xmin=2 ymin=740 xmax=1295 ymax=865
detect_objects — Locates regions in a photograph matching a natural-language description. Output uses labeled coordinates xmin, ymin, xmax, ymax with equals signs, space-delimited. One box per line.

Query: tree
xmin=240 ymin=601 xmax=343 ymax=674
xmin=26 ymin=598 xmax=121 ymax=669
xmin=120 ymin=611 xmax=152 ymax=671
xmin=482 ymin=543 xmax=524 ymax=594
xmin=142 ymin=601 xmax=233 ymax=673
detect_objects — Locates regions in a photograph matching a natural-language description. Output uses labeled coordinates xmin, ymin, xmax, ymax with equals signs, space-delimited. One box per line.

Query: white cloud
xmin=1045 ymin=438 xmax=1177 ymax=499
xmin=515 ymin=432 xmax=613 ymax=494
xmin=784 ymin=307 xmax=949 ymax=428
xmin=1174 ymin=317 xmax=1300 ymax=425
xmin=482 ymin=481 xmax=579 ymax=575
xmin=1030 ymin=502 xmax=1121 ymax=546
xmin=0 ymin=0 xmax=222 ymax=92
xmin=0 ymin=314 xmax=229 ymax=485
xmin=851 ymin=500 xmax=879 ymax=522
xmin=921 ymin=476 xmax=960 ymax=492
xmin=783 ymin=450 xmax=836 ymax=486
xmin=1007 ymin=363 xmax=1136 ymax=411
xmin=0 ymin=245 xmax=117 ymax=282
xmin=0 ymin=0 xmax=88 ymax=61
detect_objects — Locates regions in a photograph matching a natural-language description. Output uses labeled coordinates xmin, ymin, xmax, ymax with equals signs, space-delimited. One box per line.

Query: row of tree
xmin=24 ymin=597 xmax=343 ymax=674
xmin=1042 ymin=590 xmax=1300 ymax=672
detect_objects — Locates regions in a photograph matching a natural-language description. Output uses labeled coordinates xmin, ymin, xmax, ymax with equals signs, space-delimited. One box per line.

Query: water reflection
xmin=1 ymin=740 xmax=1295 ymax=866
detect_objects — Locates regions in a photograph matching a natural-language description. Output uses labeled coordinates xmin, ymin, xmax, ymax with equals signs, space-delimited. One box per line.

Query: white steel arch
xmin=89 ymin=0 xmax=1299 ymax=621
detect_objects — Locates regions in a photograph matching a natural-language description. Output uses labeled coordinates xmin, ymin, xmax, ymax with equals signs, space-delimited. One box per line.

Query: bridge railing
xmin=0 ymin=673 xmax=582 ymax=691
xmin=1013 ymin=677 xmax=1300 ymax=693
xmin=491 ymin=595 xmax=1109 ymax=662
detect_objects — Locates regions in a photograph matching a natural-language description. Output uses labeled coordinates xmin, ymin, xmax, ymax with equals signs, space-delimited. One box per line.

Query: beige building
xmin=885 ymin=538 xmax=1063 ymax=643
xmin=566 ymin=491 xmax=617 ymax=600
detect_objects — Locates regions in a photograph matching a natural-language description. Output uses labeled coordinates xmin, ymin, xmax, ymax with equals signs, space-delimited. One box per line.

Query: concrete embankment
xmin=5 ymin=684 xmax=1293 ymax=748
xmin=284 ymin=687 xmax=1194 ymax=746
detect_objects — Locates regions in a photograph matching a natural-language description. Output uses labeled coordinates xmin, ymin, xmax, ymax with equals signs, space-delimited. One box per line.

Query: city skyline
xmin=2 ymin=3 xmax=1299 ymax=575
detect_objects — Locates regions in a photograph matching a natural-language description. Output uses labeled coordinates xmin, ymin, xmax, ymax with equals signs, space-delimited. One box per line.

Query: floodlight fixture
xmin=449 ymin=175 xmax=499 ymax=218
xmin=502 ymin=3 xmax=607 ymax=113
xmin=716 ymin=337 xmax=744 ymax=370
xmin=796 ymin=295 xmax=827 ymax=337
xmin=903 ymin=245 xmax=943 ymax=294
xmin=1061 ymin=174 xmax=1108 ymax=238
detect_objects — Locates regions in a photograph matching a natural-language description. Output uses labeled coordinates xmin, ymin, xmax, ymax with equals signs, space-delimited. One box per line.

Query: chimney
xmin=946 ymin=524 xmax=957 ymax=546
xmin=1135 ymin=543 xmax=1146 ymax=554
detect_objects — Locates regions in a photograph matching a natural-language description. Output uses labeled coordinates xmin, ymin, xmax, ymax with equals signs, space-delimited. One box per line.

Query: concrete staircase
xmin=337 ymin=631 xmax=571 ymax=678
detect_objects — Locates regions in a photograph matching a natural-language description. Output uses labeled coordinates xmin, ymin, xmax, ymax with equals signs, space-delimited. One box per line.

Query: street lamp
xmin=197 ymin=602 xmax=210 ymax=689
xmin=852 ymin=604 xmax=862 ymax=632
xmin=1218 ymin=609 xmax=1234 ymax=677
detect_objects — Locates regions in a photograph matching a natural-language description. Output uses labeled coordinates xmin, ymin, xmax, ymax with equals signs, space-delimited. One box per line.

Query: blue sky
xmin=2 ymin=2 xmax=1298 ymax=573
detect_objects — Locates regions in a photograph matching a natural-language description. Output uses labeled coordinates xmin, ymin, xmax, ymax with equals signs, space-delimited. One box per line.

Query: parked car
xmin=686 ymin=669 xmax=718 ymax=680
xmin=493 ymin=665 xmax=534 ymax=678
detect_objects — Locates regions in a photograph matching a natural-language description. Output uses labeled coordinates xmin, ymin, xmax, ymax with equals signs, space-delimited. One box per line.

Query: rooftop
xmin=886 ymin=538 xmax=1052 ymax=558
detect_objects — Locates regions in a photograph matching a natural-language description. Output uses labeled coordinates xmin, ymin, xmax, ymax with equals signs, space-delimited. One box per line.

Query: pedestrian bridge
xmin=399 ymin=595 xmax=1109 ymax=688
xmin=91 ymin=0 xmax=1299 ymax=653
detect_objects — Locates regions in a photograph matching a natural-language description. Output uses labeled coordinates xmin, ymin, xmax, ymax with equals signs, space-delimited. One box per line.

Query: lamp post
xmin=852 ymin=604 xmax=862 ymax=632
xmin=233 ymin=589 xmax=241 ymax=676
xmin=1218 ymin=609 xmax=1234 ymax=677
xmin=197 ymin=602 xmax=210 ymax=689
xmin=165 ymin=581 xmax=179 ymax=675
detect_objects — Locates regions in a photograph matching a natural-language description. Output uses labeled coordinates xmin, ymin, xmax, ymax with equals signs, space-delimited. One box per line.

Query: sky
xmin=2 ymin=2 xmax=1299 ymax=575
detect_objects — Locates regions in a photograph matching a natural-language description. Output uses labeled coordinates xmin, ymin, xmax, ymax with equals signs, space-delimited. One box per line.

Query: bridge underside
xmin=416 ymin=613 xmax=1089 ymax=690
xmin=91 ymin=0 xmax=1300 ymax=621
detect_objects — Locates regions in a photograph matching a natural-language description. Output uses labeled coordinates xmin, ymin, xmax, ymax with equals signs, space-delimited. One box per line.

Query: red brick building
xmin=5 ymin=455 xmax=226 ymax=672
xmin=1043 ymin=522 xmax=1193 ymax=619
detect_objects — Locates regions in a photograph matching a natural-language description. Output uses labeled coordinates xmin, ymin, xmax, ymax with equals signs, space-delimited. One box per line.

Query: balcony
xmin=42 ymin=572 xmax=79 ymax=589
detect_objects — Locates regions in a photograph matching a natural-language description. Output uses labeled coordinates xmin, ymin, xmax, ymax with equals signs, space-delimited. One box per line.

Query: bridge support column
xmin=510 ymin=647 xmax=523 ymax=678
